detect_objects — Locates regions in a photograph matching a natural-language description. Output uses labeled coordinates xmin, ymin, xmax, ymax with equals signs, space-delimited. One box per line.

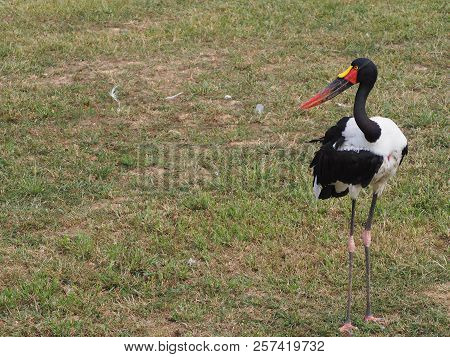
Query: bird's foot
xmin=364 ymin=315 xmax=386 ymax=328
xmin=339 ymin=322 xmax=358 ymax=336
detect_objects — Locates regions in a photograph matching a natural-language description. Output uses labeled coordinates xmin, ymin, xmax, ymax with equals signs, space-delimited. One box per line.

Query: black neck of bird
xmin=354 ymin=82 xmax=381 ymax=143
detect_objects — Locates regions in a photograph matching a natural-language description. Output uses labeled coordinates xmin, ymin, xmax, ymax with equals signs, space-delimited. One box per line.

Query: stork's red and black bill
xmin=300 ymin=78 xmax=354 ymax=109
xmin=300 ymin=66 xmax=359 ymax=110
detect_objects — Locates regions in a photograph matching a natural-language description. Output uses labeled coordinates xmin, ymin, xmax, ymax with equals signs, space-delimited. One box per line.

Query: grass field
xmin=0 ymin=0 xmax=448 ymax=336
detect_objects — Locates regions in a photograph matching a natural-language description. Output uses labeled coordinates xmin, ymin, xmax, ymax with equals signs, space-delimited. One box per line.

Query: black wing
xmin=309 ymin=117 xmax=383 ymax=200
xmin=399 ymin=145 xmax=408 ymax=166
xmin=309 ymin=117 xmax=350 ymax=144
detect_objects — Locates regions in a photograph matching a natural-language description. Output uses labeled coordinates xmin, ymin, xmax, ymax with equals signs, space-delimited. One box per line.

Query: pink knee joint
xmin=362 ymin=230 xmax=371 ymax=247
xmin=348 ymin=235 xmax=356 ymax=253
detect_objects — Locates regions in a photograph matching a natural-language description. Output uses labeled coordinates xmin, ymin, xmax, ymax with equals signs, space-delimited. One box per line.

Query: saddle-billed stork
xmin=301 ymin=58 xmax=408 ymax=335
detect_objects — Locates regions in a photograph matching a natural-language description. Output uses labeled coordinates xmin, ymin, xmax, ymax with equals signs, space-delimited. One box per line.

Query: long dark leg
xmin=362 ymin=193 xmax=384 ymax=323
xmin=345 ymin=199 xmax=356 ymax=322
xmin=364 ymin=243 xmax=372 ymax=316
xmin=340 ymin=199 xmax=357 ymax=335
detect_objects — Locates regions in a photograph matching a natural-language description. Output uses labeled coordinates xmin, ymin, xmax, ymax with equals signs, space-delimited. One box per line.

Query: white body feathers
xmin=313 ymin=116 xmax=407 ymax=199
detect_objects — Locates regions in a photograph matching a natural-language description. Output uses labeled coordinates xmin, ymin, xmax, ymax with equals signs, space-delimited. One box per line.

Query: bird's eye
xmin=354 ymin=66 xmax=359 ymax=70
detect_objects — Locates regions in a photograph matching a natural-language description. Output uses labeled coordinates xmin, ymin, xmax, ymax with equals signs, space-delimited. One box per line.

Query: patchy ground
xmin=0 ymin=0 xmax=448 ymax=336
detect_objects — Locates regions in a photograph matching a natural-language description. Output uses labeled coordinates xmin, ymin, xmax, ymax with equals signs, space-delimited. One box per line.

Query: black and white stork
xmin=301 ymin=58 xmax=408 ymax=335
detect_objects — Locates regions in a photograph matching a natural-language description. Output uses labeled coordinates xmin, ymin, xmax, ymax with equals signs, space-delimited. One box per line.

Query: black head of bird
xmin=300 ymin=58 xmax=378 ymax=110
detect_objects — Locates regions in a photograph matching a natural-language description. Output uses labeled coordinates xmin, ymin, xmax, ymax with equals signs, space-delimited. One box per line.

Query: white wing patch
xmin=341 ymin=116 xmax=407 ymax=157
xmin=334 ymin=181 xmax=348 ymax=193
xmin=313 ymin=176 xmax=322 ymax=199
xmin=338 ymin=116 xmax=407 ymax=196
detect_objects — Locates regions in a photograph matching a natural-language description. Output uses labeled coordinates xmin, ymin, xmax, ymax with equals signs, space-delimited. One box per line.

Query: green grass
xmin=0 ymin=0 xmax=448 ymax=336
